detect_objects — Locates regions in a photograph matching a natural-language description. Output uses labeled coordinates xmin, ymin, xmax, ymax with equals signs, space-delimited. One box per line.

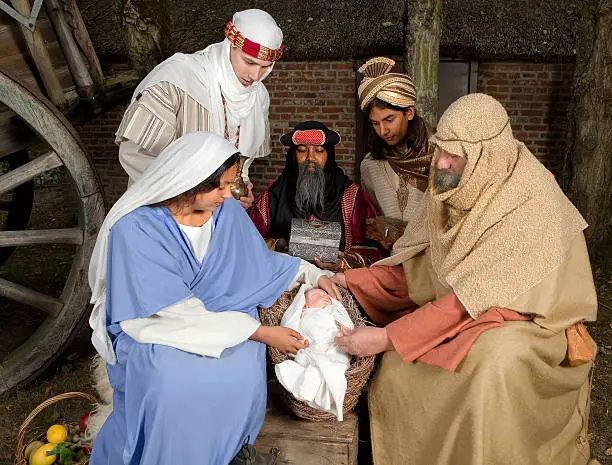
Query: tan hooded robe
xmin=368 ymin=93 xmax=599 ymax=465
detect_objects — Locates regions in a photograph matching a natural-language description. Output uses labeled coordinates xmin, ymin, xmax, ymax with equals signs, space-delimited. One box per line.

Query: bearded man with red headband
xmin=115 ymin=9 xmax=284 ymax=208
xmin=251 ymin=121 xmax=379 ymax=271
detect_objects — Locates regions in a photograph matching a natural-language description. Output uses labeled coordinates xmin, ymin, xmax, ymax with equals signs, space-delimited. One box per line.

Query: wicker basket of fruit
xmin=14 ymin=392 xmax=97 ymax=465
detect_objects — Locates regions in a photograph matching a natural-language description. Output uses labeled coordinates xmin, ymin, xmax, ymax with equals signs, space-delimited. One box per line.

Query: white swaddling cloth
xmin=275 ymin=284 xmax=354 ymax=421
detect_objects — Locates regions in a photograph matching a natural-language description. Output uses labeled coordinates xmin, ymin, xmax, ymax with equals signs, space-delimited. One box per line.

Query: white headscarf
xmin=89 ymin=132 xmax=239 ymax=364
xmin=128 ymin=9 xmax=283 ymax=158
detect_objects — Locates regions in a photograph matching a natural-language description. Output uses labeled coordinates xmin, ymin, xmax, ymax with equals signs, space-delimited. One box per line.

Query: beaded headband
xmin=292 ymin=129 xmax=326 ymax=146
xmin=280 ymin=124 xmax=341 ymax=147
xmin=224 ymin=21 xmax=285 ymax=62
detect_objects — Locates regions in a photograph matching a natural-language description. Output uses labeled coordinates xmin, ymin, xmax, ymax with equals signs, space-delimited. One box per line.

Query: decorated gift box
xmin=288 ymin=218 xmax=341 ymax=263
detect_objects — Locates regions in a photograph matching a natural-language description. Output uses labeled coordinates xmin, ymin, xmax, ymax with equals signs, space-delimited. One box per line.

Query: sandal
xmin=229 ymin=440 xmax=281 ymax=465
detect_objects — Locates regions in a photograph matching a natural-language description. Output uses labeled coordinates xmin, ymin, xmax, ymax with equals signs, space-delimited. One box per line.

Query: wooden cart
xmin=0 ymin=0 xmax=125 ymax=394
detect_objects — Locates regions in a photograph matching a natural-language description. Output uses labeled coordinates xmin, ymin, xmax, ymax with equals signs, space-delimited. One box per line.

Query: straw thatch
xmin=77 ymin=0 xmax=596 ymax=62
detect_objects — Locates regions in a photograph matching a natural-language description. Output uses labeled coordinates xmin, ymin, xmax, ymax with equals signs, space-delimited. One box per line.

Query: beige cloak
xmin=369 ymin=94 xmax=599 ymax=465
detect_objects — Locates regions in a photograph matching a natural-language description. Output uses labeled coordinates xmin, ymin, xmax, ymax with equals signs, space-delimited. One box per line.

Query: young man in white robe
xmin=116 ymin=9 xmax=284 ymax=208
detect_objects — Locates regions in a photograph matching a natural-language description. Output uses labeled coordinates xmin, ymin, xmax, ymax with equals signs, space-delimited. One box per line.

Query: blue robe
xmin=90 ymin=198 xmax=299 ymax=465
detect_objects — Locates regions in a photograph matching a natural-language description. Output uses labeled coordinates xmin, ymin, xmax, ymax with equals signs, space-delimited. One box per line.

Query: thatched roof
xmin=78 ymin=0 xmax=595 ymax=62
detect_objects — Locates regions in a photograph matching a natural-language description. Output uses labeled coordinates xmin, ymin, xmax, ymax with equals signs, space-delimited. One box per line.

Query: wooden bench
xmin=255 ymin=400 xmax=359 ymax=465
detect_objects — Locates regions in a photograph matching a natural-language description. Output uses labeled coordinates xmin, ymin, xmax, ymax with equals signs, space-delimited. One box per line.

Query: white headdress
xmin=127 ymin=9 xmax=283 ymax=159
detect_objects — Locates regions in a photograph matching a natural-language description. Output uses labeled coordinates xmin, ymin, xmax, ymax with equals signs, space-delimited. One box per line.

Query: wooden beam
xmin=0 ymin=150 xmax=62 ymax=195
xmin=0 ymin=228 xmax=83 ymax=246
xmin=403 ymin=0 xmax=443 ymax=128
xmin=58 ymin=0 xmax=104 ymax=86
xmin=45 ymin=0 xmax=94 ymax=99
xmin=122 ymin=0 xmax=171 ymax=76
xmin=9 ymin=0 xmax=67 ymax=109
xmin=0 ymin=277 xmax=63 ymax=316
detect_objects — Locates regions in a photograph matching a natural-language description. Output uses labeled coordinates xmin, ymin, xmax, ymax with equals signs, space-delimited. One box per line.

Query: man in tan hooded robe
xmin=332 ymin=93 xmax=599 ymax=465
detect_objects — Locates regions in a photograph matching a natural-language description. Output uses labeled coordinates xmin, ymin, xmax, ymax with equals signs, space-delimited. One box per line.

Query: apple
xmin=79 ymin=412 xmax=91 ymax=433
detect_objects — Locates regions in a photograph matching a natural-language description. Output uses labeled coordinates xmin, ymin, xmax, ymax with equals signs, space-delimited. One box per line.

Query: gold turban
xmin=357 ymin=57 xmax=416 ymax=111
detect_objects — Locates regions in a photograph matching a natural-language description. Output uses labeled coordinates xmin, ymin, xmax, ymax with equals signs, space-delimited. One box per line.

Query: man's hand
xmin=334 ymin=325 xmax=393 ymax=357
xmin=317 ymin=275 xmax=342 ymax=300
xmin=314 ymin=256 xmax=342 ymax=272
xmin=239 ymin=181 xmax=255 ymax=209
xmin=251 ymin=325 xmax=308 ymax=354
xmin=314 ymin=250 xmax=348 ymax=272
xmin=365 ymin=216 xmax=408 ymax=250
xmin=331 ymin=272 xmax=347 ymax=289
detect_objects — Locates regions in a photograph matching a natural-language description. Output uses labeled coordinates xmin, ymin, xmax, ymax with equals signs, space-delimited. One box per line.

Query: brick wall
xmin=249 ymin=61 xmax=358 ymax=196
xmin=75 ymin=104 xmax=128 ymax=206
xmin=74 ymin=60 xmax=574 ymax=207
xmin=477 ymin=62 xmax=575 ymax=174
xmin=74 ymin=61 xmax=358 ymax=205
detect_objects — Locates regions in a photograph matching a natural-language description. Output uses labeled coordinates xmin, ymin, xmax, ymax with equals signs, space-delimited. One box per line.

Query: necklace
xmin=221 ymin=94 xmax=240 ymax=149
xmin=397 ymin=175 xmax=410 ymax=217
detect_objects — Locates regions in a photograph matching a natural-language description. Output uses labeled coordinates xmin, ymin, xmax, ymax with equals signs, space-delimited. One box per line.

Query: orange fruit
xmin=46 ymin=424 xmax=67 ymax=444
xmin=28 ymin=443 xmax=56 ymax=465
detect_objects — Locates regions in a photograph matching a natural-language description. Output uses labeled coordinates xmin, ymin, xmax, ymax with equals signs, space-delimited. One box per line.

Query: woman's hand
xmin=317 ymin=275 xmax=342 ymax=300
xmin=251 ymin=325 xmax=309 ymax=354
xmin=239 ymin=181 xmax=255 ymax=209
xmin=274 ymin=238 xmax=289 ymax=253
xmin=331 ymin=272 xmax=347 ymax=289
xmin=334 ymin=324 xmax=393 ymax=357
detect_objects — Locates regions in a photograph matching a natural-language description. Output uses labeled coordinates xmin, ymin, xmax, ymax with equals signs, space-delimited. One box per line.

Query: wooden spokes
xmin=0 ymin=68 xmax=106 ymax=394
xmin=0 ymin=150 xmax=61 ymax=195
xmin=0 ymin=228 xmax=83 ymax=246
xmin=0 ymin=227 xmax=83 ymax=316
xmin=0 ymin=278 xmax=63 ymax=316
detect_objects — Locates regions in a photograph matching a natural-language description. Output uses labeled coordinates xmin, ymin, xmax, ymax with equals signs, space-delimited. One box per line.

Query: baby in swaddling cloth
xmin=275 ymin=284 xmax=354 ymax=421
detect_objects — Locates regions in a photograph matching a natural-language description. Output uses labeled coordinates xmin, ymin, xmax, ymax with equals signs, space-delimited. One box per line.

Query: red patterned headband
xmin=224 ymin=21 xmax=285 ymax=62
xmin=292 ymin=130 xmax=326 ymax=146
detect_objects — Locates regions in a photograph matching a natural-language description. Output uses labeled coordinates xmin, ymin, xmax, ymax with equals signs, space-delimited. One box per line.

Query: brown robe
xmin=348 ymin=234 xmax=598 ymax=465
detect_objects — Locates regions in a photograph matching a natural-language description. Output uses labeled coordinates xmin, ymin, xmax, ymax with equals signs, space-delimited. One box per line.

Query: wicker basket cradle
xmin=259 ymin=286 xmax=375 ymax=422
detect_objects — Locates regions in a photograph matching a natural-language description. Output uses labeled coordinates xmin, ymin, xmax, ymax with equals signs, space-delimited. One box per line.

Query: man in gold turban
xmin=332 ymin=94 xmax=599 ymax=465
xmin=357 ymin=57 xmax=433 ymax=238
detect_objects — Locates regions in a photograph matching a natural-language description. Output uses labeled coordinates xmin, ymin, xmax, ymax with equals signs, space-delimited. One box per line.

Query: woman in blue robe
xmin=88 ymin=132 xmax=339 ymax=465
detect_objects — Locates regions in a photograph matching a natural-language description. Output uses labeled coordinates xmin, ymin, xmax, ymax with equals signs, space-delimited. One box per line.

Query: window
xmin=438 ymin=59 xmax=478 ymax=120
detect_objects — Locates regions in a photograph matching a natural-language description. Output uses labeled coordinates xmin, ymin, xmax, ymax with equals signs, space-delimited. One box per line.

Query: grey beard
xmin=433 ymin=168 xmax=462 ymax=192
xmin=295 ymin=161 xmax=326 ymax=217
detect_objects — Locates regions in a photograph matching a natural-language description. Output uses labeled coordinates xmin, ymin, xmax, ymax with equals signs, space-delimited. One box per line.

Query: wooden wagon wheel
xmin=0 ymin=68 xmax=105 ymax=394
xmin=0 ymin=149 xmax=35 ymax=265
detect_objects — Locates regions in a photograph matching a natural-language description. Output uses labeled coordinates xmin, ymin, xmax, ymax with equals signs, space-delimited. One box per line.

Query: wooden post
xmin=57 ymin=0 xmax=105 ymax=86
xmin=561 ymin=1 xmax=612 ymax=248
xmin=403 ymin=0 xmax=443 ymax=129
xmin=10 ymin=0 xmax=66 ymax=108
xmin=45 ymin=0 xmax=95 ymax=99
xmin=121 ymin=0 xmax=171 ymax=76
